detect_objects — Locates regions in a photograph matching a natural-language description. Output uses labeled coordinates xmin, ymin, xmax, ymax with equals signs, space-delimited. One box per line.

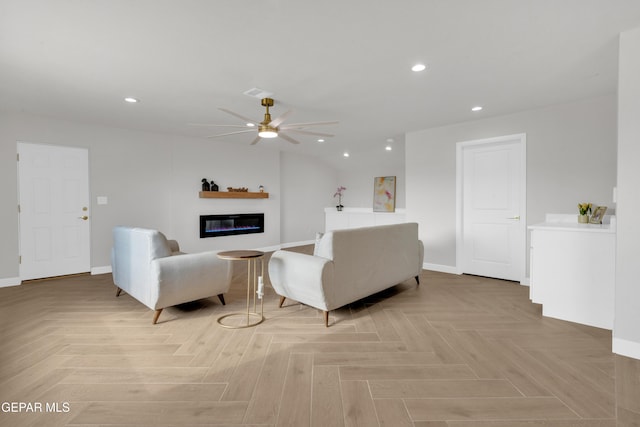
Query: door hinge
xmin=17 ymin=153 xmax=19 ymax=161
xmin=19 ymin=255 xmax=21 ymax=264
xmin=18 ymin=204 xmax=21 ymax=213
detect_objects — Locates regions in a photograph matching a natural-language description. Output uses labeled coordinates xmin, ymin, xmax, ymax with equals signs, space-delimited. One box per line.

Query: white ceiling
xmin=2 ymin=1 xmax=640 ymax=169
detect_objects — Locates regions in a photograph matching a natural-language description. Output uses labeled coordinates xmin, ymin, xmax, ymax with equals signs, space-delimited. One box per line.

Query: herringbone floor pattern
xmin=1 ymin=246 xmax=639 ymax=426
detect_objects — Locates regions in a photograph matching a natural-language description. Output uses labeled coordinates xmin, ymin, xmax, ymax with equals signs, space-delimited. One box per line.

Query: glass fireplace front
xmin=200 ymin=213 xmax=264 ymax=238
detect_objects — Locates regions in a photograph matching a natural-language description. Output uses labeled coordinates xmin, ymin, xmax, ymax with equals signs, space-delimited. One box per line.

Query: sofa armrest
xmin=268 ymin=250 xmax=335 ymax=312
xmin=150 ymin=251 xmax=231 ymax=309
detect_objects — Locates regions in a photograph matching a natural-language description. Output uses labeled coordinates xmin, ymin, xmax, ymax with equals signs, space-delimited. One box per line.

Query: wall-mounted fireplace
xmin=200 ymin=213 xmax=264 ymax=238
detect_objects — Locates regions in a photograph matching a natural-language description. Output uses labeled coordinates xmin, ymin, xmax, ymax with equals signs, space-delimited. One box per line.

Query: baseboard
xmin=422 ymin=263 xmax=460 ymax=275
xmin=255 ymin=245 xmax=282 ymax=253
xmin=87 ymin=242 xmax=314 ymax=276
xmin=91 ymin=266 xmax=112 ymax=275
xmin=521 ymin=277 xmax=530 ymax=286
xmin=0 ymin=277 xmax=21 ymax=288
xmin=280 ymin=240 xmax=315 ymax=249
xmin=613 ymin=337 xmax=640 ymax=360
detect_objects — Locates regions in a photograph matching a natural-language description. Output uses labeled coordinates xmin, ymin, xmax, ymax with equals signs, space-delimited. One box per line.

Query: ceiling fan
xmin=191 ymin=98 xmax=338 ymax=145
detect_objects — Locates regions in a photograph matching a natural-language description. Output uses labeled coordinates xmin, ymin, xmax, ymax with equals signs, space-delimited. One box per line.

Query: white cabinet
xmin=325 ymin=208 xmax=406 ymax=232
xmin=529 ymin=214 xmax=616 ymax=330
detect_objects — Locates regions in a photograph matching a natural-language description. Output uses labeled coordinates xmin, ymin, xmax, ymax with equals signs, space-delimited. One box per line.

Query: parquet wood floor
xmin=1 ymin=246 xmax=639 ymax=426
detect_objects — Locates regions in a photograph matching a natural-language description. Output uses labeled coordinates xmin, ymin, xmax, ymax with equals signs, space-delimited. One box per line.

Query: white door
xmin=18 ymin=142 xmax=90 ymax=280
xmin=458 ymin=134 xmax=526 ymax=282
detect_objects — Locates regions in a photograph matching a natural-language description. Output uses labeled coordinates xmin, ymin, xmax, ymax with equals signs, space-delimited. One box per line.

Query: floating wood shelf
xmin=199 ymin=191 xmax=269 ymax=199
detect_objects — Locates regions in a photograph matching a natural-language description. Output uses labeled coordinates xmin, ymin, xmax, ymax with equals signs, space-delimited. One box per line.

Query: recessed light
xmin=246 ymin=123 xmax=255 ymax=127
xmin=386 ymin=138 xmax=394 ymax=143
xmin=124 ymin=97 xmax=139 ymax=103
xmin=411 ymin=63 xmax=426 ymax=72
xmin=317 ymin=139 xmax=325 ymax=143
xmin=343 ymin=152 xmax=350 ymax=158
xmin=471 ymin=106 xmax=483 ymax=112
xmin=385 ymin=146 xmax=392 ymax=151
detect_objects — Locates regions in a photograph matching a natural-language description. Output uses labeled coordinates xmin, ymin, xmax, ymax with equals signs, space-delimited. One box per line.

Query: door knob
xmin=507 ymin=216 xmax=520 ymax=220
xmin=78 ymin=216 xmax=89 ymax=220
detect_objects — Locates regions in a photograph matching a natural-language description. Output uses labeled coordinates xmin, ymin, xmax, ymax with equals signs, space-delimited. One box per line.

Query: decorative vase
xmin=337 ymin=205 xmax=343 ymax=212
xmin=578 ymin=214 xmax=589 ymax=223
xmin=211 ymin=181 xmax=219 ymax=192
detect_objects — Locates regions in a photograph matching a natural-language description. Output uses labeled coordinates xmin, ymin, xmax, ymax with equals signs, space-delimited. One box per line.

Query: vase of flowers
xmin=578 ymin=202 xmax=592 ymax=223
xmin=334 ymin=186 xmax=346 ymax=211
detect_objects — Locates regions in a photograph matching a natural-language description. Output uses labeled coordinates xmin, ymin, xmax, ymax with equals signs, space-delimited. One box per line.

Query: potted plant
xmin=578 ymin=202 xmax=592 ymax=223
xmin=334 ymin=186 xmax=346 ymax=211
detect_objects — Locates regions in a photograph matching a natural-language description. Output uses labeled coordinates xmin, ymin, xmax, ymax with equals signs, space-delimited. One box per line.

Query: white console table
xmin=528 ymin=214 xmax=616 ymax=329
xmin=325 ymin=207 xmax=406 ymax=232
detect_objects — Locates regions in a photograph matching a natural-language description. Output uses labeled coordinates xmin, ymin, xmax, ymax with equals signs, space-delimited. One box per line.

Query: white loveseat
xmin=268 ymin=222 xmax=424 ymax=326
xmin=111 ymin=226 xmax=231 ymax=324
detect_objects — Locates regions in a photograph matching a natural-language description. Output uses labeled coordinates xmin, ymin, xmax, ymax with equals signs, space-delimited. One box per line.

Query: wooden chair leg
xmin=324 ymin=311 xmax=329 ymax=327
xmin=279 ymin=296 xmax=286 ymax=308
xmin=217 ymin=294 xmax=226 ymax=305
xmin=115 ymin=287 xmax=123 ymax=297
xmin=152 ymin=309 xmax=163 ymax=324
xmin=415 ymin=275 xmax=420 ymax=285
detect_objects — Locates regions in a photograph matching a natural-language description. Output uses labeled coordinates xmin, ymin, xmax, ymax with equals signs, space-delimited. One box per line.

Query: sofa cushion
xmin=148 ymin=230 xmax=173 ymax=259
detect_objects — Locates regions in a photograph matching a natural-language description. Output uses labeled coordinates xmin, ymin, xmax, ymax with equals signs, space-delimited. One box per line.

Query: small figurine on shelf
xmin=211 ymin=181 xmax=219 ymax=192
xmin=259 ymin=185 xmax=264 ymax=193
xmin=201 ymin=179 xmax=210 ymax=191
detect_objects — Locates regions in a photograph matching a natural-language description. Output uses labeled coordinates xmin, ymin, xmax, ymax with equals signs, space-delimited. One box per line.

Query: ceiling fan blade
xmin=278 ymin=133 xmax=301 ymax=145
xmin=286 ymin=129 xmax=334 ymax=137
xmin=219 ymin=108 xmax=258 ymax=125
xmin=188 ymin=123 xmax=250 ymax=128
xmin=250 ymin=135 xmax=262 ymax=145
xmin=205 ymin=129 xmax=256 ymax=138
xmin=280 ymin=121 xmax=339 ymax=129
xmin=268 ymin=109 xmax=293 ymax=128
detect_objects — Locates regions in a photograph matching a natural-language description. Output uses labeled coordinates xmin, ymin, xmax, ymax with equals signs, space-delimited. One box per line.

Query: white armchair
xmin=111 ymin=226 xmax=231 ymax=324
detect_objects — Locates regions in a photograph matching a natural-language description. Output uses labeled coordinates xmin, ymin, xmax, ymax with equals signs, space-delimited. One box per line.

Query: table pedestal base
xmin=217 ymin=312 xmax=264 ymax=328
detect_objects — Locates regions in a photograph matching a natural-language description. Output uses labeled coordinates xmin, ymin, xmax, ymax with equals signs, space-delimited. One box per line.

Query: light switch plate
xmin=97 ymin=196 xmax=108 ymax=205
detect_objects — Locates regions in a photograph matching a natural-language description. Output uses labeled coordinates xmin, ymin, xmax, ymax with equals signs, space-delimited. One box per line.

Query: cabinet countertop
xmin=528 ymin=214 xmax=616 ymax=234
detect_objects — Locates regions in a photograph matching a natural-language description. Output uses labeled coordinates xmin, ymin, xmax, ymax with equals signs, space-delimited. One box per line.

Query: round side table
xmin=216 ymin=250 xmax=265 ymax=328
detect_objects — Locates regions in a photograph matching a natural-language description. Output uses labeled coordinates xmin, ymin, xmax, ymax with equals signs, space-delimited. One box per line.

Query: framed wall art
xmin=373 ymin=176 xmax=396 ymax=212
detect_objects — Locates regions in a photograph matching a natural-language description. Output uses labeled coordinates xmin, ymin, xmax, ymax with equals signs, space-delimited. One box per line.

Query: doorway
xmin=456 ymin=134 xmax=526 ymax=282
xmin=17 ymin=142 xmax=91 ymax=280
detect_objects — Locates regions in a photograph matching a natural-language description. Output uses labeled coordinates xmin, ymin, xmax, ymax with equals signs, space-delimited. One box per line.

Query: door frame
xmin=455 ymin=133 xmax=527 ymax=282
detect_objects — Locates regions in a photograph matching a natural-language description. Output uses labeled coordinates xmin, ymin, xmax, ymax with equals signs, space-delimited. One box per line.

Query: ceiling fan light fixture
xmin=258 ymin=124 xmax=278 ymax=138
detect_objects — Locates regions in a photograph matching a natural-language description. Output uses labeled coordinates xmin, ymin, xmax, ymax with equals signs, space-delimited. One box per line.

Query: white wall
xmin=279 ymin=151 xmax=338 ymax=244
xmin=0 ymin=112 xmax=335 ymax=281
xmin=406 ymin=94 xmax=618 ymax=272
xmin=614 ymin=27 xmax=640 ymax=359
xmin=336 ymin=141 xmax=406 ymax=209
